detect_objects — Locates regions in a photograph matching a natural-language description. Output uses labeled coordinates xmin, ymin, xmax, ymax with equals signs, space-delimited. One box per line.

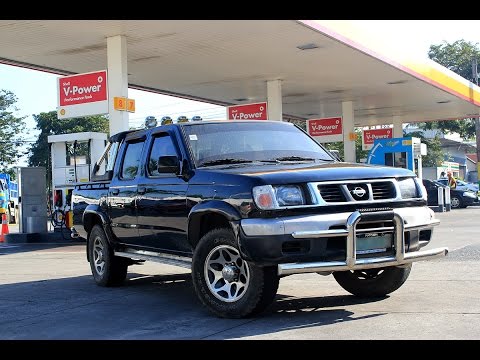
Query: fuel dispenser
xmin=48 ymin=132 xmax=107 ymax=227
xmin=366 ymin=137 xmax=450 ymax=211
xmin=366 ymin=137 xmax=427 ymax=178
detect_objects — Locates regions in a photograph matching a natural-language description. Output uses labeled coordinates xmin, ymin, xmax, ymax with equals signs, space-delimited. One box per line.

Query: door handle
xmin=137 ymin=187 xmax=146 ymax=195
xmin=111 ymin=188 xmax=120 ymax=195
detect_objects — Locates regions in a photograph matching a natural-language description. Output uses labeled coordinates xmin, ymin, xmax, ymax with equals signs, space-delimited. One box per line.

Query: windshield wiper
xmin=199 ymin=158 xmax=253 ymax=167
xmin=273 ymin=156 xmax=316 ymax=162
xmin=273 ymin=156 xmax=335 ymax=162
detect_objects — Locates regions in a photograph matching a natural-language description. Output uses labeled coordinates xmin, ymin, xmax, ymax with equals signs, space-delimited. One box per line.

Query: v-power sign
xmin=57 ymin=70 xmax=108 ymax=119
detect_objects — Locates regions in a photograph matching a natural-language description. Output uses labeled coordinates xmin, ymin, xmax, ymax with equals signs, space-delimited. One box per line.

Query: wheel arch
xmin=188 ymin=200 xmax=241 ymax=249
xmin=83 ymin=206 xmax=111 ymax=262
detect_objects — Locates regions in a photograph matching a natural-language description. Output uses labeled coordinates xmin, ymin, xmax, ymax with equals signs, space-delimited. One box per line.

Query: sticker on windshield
xmin=189 ymin=134 xmax=198 ymax=141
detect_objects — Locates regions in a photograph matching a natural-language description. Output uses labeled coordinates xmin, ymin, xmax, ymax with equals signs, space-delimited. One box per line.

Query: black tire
xmin=333 ymin=264 xmax=412 ymax=297
xmin=192 ymin=228 xmax=279 ymax=318
xmin=88 ymin=225 xmax=128 ymax=287
xmin=450 ymin=195 xmax=463 ymax=209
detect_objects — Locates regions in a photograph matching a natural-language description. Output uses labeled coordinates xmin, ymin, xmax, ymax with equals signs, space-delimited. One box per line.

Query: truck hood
xmin=200 ymin=161 xmax=415 ymax=184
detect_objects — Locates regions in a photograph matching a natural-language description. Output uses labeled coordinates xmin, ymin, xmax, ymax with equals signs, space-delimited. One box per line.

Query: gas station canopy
xmin=1 ymin=20 xmax=479 ymax=125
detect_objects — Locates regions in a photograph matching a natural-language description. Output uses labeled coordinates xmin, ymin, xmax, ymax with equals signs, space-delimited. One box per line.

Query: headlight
xmin=253 ymin=185 xmax=305 ymax=210
xmin=275 ymin=185 xmax=305 ymax=206
xmin=463 ymin=191 xmax=476 ymax=199
xmin=398 ymin=178 xmax=418 ymax=199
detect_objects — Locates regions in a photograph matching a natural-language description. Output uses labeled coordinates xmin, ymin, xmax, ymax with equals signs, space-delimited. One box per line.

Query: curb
xmin=5 ymin=230 xmax=84 ymax=244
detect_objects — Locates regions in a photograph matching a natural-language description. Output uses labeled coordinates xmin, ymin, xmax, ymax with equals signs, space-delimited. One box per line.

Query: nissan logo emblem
xmin=351 ymin=187 xmax=366 ymax=198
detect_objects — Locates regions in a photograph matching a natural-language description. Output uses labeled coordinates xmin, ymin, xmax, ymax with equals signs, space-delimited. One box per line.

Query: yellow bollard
xmin=65 ymin=211 xmax=73 ymax=228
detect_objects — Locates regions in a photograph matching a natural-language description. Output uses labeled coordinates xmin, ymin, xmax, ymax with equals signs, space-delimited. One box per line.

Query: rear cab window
xmin=120 ymin=141 xmax=145 ymax=180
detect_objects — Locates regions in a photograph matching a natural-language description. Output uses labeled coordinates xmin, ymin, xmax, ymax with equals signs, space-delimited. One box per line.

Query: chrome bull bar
xmin=277 ymin=210 xmax=448 ymax=276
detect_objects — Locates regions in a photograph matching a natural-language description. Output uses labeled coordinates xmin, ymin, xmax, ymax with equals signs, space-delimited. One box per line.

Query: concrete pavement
xmin=0 ymin=207 xmax=479 ymax=339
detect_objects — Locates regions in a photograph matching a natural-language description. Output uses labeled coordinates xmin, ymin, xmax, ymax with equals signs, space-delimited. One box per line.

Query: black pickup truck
xmin=72 ymin=120 xmax=448 ymax=318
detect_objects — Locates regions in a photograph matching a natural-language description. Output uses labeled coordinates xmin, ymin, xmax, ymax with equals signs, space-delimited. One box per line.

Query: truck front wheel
xmin=333 ymin=264 xmax=412 ymax=297
xmin=192 ymin=228 xmax=279 ymax=318
xmin=88 ymin=225 xmax=128 ymax=287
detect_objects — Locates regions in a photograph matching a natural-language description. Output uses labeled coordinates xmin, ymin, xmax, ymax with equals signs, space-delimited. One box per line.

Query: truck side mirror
xmin=157 ymin=156 xmax=180 ymax=174
xmin=329 ymin=149 xmax=342 ymax=161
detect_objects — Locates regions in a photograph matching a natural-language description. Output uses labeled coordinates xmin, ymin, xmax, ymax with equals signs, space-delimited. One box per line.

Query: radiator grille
xmin=318 ymin=184 xmax=346 ymax=202
xmin=371 ymin=181 xmax=396 ymax=200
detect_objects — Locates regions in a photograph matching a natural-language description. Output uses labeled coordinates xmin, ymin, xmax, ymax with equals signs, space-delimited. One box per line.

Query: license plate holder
xmin=356 ymin=232 xmax=393 ymax=255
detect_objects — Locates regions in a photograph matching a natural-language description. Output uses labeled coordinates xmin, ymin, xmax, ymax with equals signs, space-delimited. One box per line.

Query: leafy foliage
xmin=428 ymin=40 xmax=480 ymax=82
xmin=421 ymin=40 xmax=480 ymax=141
xmin=0 ymin=89 xmax=27 ymax=177
xmin=418 ymin=119 xmax=476 ymax=142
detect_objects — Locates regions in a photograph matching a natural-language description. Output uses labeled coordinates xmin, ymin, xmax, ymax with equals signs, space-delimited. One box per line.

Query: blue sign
xmin=367 ymin=137 xmax=416 ymax=172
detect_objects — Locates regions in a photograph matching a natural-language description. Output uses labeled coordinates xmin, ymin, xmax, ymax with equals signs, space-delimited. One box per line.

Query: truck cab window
xmin=148 ymin=134 xmax=178 ymax=176
xmin=121 ymin=141 xmax=145 ymax=180
xmin=91 ymin=141 xmax=120 ymax=181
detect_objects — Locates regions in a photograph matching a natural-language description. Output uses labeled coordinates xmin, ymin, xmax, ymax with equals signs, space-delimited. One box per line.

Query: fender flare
xmin=83 ymin=205 xmax=109 ymax=228
xmin=83 ymin=205 xmax=114 ymax=261
xmin=187 ymin=200 xmax=241 ymax=247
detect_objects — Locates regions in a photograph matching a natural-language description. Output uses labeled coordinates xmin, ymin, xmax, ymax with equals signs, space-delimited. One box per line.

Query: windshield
xmin=182 ymin=121 xmax=334 ymax=167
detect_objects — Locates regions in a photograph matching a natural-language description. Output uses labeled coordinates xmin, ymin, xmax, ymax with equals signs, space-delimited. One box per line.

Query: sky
xmin=1 ymin=20 xmax=480 ymax=166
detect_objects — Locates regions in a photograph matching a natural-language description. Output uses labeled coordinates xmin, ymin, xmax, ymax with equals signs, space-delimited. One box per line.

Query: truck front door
xmin=135 ymin=130 xmax=190 ymax=255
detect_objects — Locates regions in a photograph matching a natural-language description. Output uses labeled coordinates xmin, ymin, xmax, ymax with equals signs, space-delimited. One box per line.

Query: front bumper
xmin=239 ymin=207 xmax=447 ymax=276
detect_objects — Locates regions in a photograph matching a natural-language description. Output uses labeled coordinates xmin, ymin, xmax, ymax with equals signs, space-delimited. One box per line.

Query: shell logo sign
xmin=362 ymin=128 xmax=393 ymax=150
xmin=57 ymin=70 xmax=108 ymax=119
xmin=227 ymin=102 xmax=268 ymax=120
xmin=307 ymin=117 xmax=343 ymax=143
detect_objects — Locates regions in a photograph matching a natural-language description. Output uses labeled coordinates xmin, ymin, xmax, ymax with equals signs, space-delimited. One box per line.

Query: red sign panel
xmin=307 ymin=117 xmax=343 ymax=136
xmin=227 ymin=102 xmax=268 ymax=120
xmin=58 ymin=71 xmax=107 ymax=106
xmin=363 ymin=128 xmax=393 ymax=146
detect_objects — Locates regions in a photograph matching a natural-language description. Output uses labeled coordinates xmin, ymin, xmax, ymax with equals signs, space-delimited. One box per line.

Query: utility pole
xmin=473 ymin=59 xmax=480 ymax=186
xmin=476 ymin=118 xmax=480 ymax=186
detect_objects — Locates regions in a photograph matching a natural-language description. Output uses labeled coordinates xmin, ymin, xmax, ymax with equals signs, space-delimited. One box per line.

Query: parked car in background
xmin=436 ymin=178 xmax=479 ymax=193
xmin=423 ymin=179 xmax=477 ymax=209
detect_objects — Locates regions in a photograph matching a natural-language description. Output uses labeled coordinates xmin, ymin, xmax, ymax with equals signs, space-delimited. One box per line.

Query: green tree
xmin=429 ymin=40 xmax=480 ymax=83
xmin=422 ymin=40 xmax=480 ymax=140
xmin=0 ymin=90 xmax=28 ymax=178
xmin=28 ymin=111 xmax=109 ymax=189
xmin=426 ymin=39 xmax=480 ymax=181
